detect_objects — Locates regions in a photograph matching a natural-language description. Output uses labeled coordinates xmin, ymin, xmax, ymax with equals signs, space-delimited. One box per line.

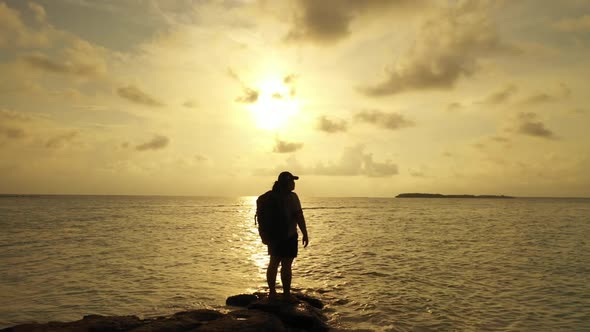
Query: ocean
xmin=0 ymin=195 xmax=589 ymax=331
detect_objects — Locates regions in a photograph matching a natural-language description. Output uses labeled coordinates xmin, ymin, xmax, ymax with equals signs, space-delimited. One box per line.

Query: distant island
xmin=396 ymin=193 xmax=515 ymax=199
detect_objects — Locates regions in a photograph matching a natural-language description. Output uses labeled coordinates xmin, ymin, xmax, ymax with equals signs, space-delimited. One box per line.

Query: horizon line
xmin=1 ymin=193 xmax=589 ymax=199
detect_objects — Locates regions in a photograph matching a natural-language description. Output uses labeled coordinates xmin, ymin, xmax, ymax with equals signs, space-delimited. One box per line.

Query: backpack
xmin=255 ymin=190 xmax=288 ymax=245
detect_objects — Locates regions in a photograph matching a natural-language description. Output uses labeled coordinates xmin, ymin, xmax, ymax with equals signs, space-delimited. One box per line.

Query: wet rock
xmin=225 ymin=294 xmax=259 ymax=307
xmin=173 ymin=309 xmax=224 ymax=321
xmin=294 ymin=294 xmax=324 ymax=309
xmin=1 ymin=293 xmax=331 ymax=332
xmin=4 ymin=315 xmax=144 ymax=332
xmin=199 ymin=309 xmax=285 ymax=332
xmin=249 ymin=299 xmax=329 ymax=332
xmin=129 ymin=310 xmax=224 ymax=332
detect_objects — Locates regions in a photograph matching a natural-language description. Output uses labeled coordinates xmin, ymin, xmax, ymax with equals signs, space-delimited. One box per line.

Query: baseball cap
xmin=277 ymin=171 xmax=299 ymax=182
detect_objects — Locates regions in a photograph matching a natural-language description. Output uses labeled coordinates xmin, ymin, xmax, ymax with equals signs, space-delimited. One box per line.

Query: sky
xmin=1 ymin=0 xmax=589 ymax=197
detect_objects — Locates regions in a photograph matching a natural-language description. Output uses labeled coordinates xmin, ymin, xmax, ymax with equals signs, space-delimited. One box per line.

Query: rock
xmin=249 ymin=300 xmax=329 ymax=332
xmin=226 ymin=294 xmax=259 ymax=307
xmin=199 ymin=309 xmax=285 ymax=332
xmin=3 ymin=315 xmax=144 ymax=332
xmin=2 ymin=293 xmax=332 ymax=332
xmin=129 ymin=310 xmax=224 ymax=332
xmin=294 ymin=294 xmax=324 ymax=309
xmin=173 ymin=309 xmax=224 ymax=321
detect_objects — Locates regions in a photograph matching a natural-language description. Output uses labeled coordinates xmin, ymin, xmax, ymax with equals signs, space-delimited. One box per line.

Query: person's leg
xmin=267 ymin=255 xmax=281 ymax=296
xmin=280 ymin=257 xmax=294 ymax=296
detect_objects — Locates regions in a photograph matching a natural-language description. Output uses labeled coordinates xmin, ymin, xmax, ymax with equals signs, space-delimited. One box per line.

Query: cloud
xmin=314 ymin=145 xmax=398 ymax=177
xmin=45 ymin=131 xmax=78 ymax=149
xmin=317 ymin=116 xmax=348 ymax=133
xmin=447 ymin=102 xmax=463 ymax=111
xmin=362 ymin=155 xmax=399 ymax=177
xmin=409 ymin=168 xmax=426 ymax=177
xmin=273 ymin=139 xmax=304 ymax=153
xmin=227 ymin=68 xmax=240 ymax=81
xmin=360 ymin=2 xmax=514 ymax=96
xmin=553 ymin=15 xmax=590 ymax=32
xmin=228 ymin=68 xmax=260 ymax=103
xmin=283 ymin=74 xmax=297 ymax=84
xmin=195 ymin=154 xmax=208 ymax=162
xmin=516 ymin=112 xmax=556 ymax=139
xmin=117 ymin=85 xmax=164 ymax=107
xmin=0 ymin=125 xmax=26 ymax=139
xmin=183 ymin=100 xmax=198 ymax=108
xmin=21 ymin=54 xmax=103 ymax=77
xmin=354 ymin=110 xmax=414 ymax=130
xmin=521 ymin=93 xmax=555 ymax=105
xmin=1 ymin=1 xmax=109 ymax=77
xmin=258 ymin=145 xmax=399 ymax=178
xmin=570 ymin=108 xmax=586 ymax=114
xmin=0 ymin=2 xmax=51 ymax=48
xmin=28 ymin=2 xmax=47 ymax=23
xmin=135 ymin=135 xmax=170 ymax=151
xmin=0 ymin=109 xmax=35 ymax=123
xmin=491 ymin=136 xmax=510 ymax=143
xmin=480 ymin=84 xmax=518 ymax=105
xmin=519 ymin=84 xmax=570 ymax=105
xmin=284 ymin=0 xmax=424 ymax=44
xmin=0 ymin=109 xmax=33 ymax=143
xmin=283 ymin=74 xmax=298 ymax=96
xmin=473 ymin=142 xmax=486 ymax=150
xmin=235 ymin=86 xmax=259 ymax=103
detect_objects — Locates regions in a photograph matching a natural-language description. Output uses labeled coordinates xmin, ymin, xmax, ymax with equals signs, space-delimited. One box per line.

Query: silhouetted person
xmin=266 ymin=171 xmax=309 ymax=301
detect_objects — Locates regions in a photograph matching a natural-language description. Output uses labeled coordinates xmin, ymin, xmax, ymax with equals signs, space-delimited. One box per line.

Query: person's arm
xmin=294 ymin=194 xmax=309 ymax=247
xmin=297 ymin=213 xmax=309 ymax=248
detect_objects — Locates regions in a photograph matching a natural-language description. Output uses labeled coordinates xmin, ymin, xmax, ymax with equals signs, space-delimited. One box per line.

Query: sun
xmin=249 ymin=78 xmax=299 ymax=130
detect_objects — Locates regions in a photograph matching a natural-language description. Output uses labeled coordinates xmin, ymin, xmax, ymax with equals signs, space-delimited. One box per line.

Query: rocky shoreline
xmin=1 ymin=292 xmax=333 ymax=332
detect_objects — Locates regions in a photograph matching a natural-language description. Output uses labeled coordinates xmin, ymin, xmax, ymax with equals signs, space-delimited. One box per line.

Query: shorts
xmin=268 ymin=236 xmax=298 ymax=258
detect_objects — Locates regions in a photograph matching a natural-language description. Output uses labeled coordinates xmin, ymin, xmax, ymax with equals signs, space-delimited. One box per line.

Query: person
xmin=266 ymin=171 xmax=309 ymax=301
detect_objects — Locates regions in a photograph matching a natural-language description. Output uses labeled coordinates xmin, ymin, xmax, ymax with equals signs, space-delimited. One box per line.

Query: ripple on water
xmin=1 ymin=196 xmax=590 ymax=331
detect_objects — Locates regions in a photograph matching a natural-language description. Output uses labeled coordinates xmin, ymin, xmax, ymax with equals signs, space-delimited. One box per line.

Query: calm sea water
xmin=0 ymin=196 xmax=589 ymax=331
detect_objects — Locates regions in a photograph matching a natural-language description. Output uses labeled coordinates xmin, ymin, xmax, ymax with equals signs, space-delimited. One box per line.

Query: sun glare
xmin=250 ymin=78 xmax=299 ymax=130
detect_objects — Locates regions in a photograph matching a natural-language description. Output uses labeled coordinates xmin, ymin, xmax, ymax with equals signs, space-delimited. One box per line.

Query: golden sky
xmin=1 ymin=0 xmax=589 ymax=197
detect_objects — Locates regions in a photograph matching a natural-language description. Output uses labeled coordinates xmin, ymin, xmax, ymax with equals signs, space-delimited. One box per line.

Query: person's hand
xmin=302 ymin=234 xmax=309 ymax=248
